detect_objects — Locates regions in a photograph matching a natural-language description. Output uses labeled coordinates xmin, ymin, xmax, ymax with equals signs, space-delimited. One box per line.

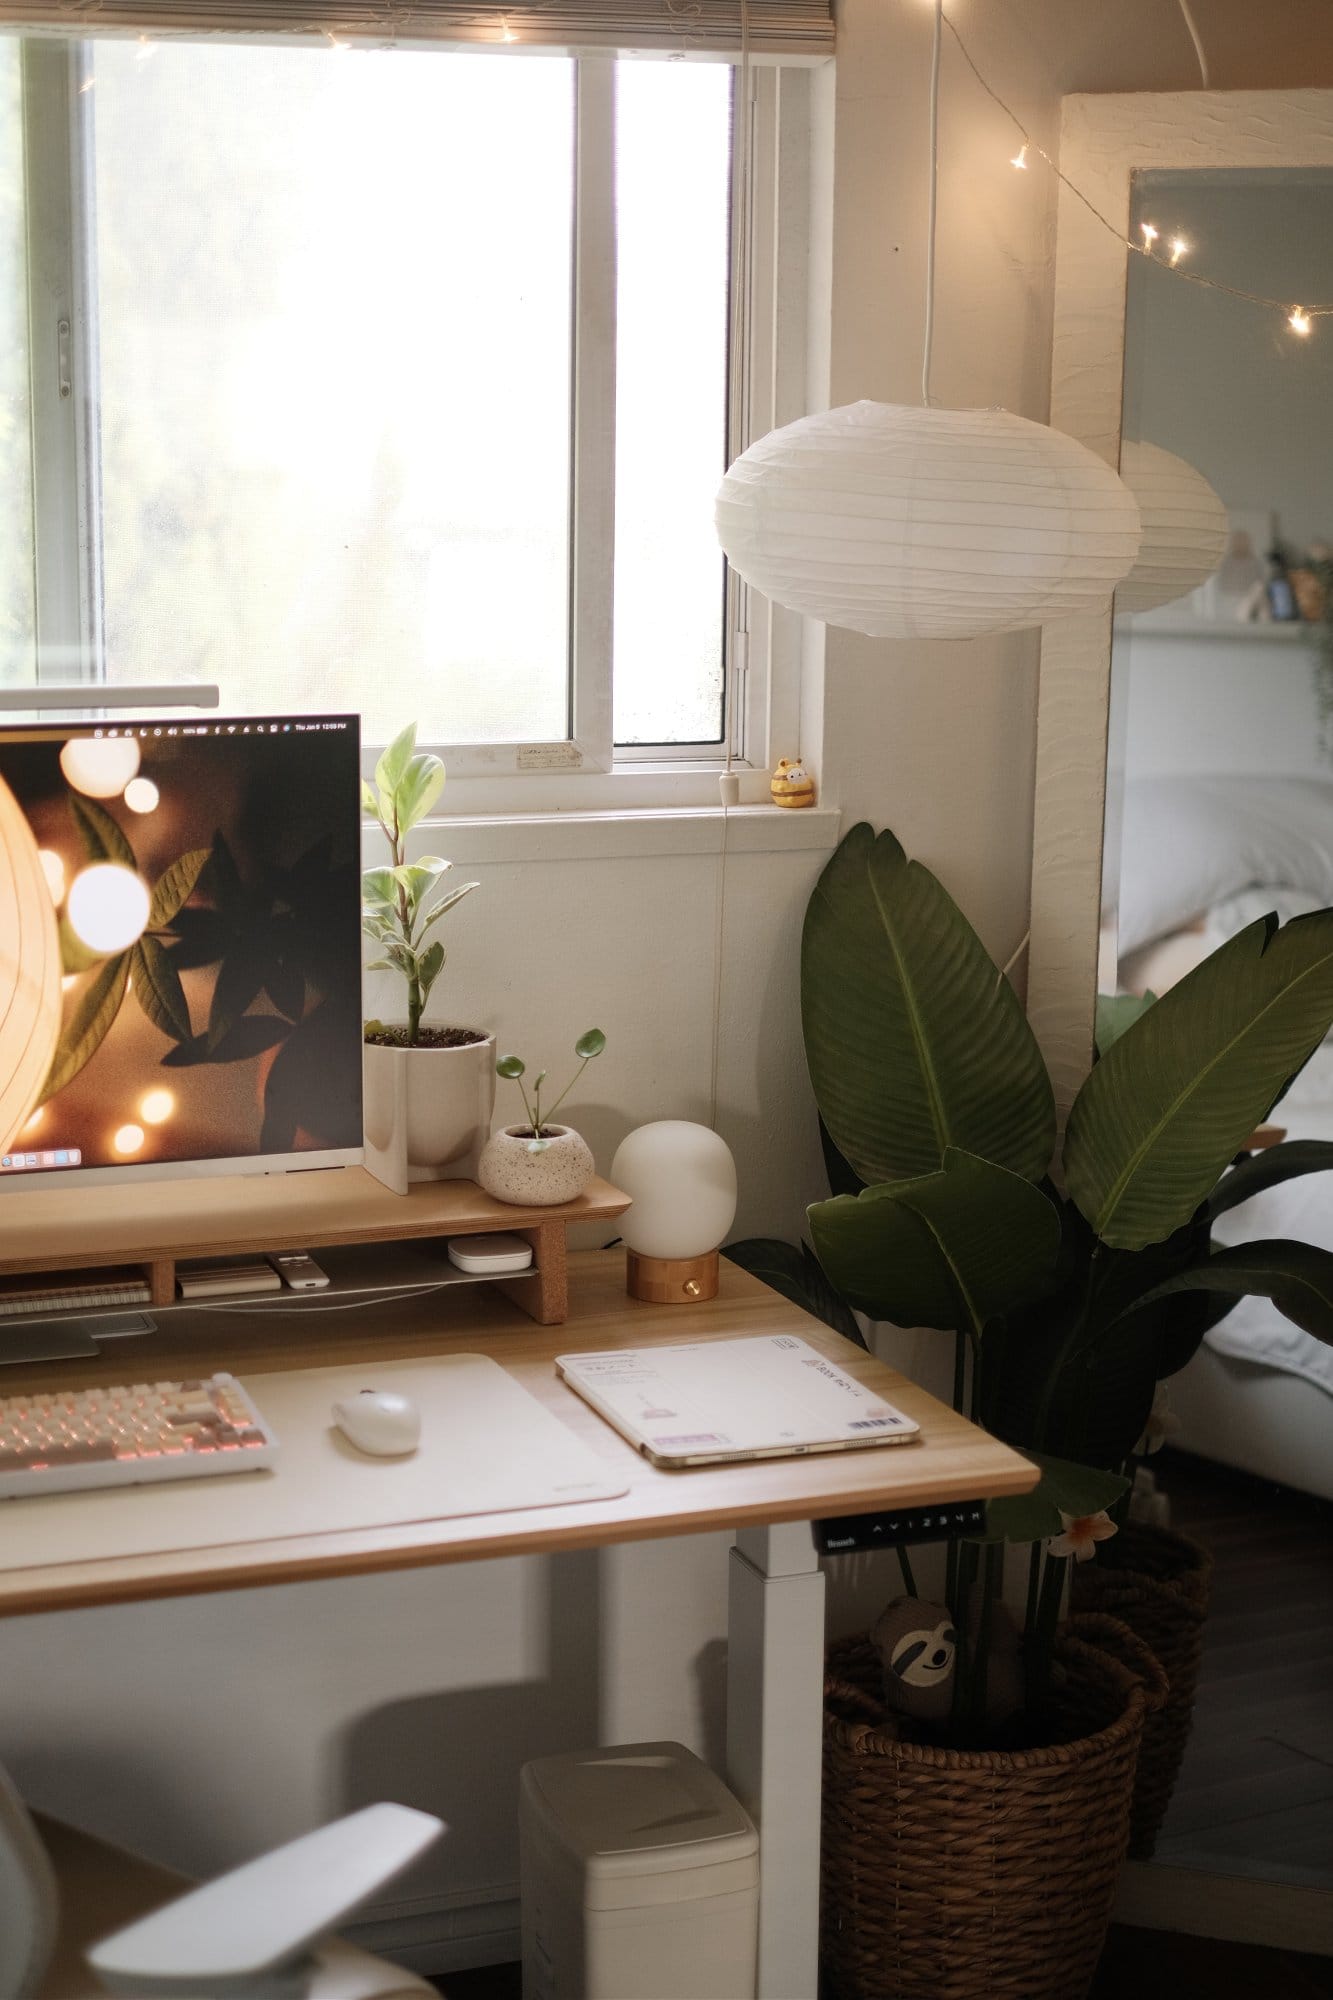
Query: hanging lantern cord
xmin=921 ymin=0 xmax=943 ymax=407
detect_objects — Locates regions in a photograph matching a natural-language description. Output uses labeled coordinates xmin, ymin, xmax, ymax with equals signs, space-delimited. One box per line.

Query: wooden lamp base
xmin=625 ymin=1249 xmax=720 ymax=1304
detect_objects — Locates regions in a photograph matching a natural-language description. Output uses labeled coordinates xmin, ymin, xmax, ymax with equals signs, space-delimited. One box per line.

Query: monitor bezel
xmin=0 ymin=711 xmax=365 ymax=1195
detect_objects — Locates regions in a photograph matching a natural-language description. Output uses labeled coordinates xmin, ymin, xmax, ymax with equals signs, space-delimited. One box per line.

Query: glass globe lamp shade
xmin=715 ymin=400 xmax=1142 ymax=639
xmin=0 ymin=775 xmax=63 ymax=1155
xmin=1114 ymin=440 xmax=1228 ymax=613
xmin=610 ymin=1120 xmax=738 ymax=1304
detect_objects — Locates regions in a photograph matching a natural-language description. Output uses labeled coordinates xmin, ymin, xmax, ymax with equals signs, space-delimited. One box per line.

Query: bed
xmin=1115 ymin=774 xmax=1333 ymax=1500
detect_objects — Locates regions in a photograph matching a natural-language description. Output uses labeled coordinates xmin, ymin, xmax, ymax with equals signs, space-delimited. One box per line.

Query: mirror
xmin=1030 ymin=93 xmax=1333 ymax=1936
xmin=1106 ymin=162 xmax=1333 ymax=1902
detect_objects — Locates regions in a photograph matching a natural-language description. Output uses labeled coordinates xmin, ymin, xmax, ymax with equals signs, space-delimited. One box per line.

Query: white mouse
xmin=332 ymin=1388 xmax=421 ymax=1456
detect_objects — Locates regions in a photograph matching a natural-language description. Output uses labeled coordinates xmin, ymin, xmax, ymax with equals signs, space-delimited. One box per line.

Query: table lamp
xmin=610 ymin=1121 xmax=737 ymax=1304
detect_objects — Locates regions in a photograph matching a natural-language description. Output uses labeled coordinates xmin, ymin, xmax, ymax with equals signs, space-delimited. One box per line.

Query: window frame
xmin=18 ymin=41 xmax=810 ymax=803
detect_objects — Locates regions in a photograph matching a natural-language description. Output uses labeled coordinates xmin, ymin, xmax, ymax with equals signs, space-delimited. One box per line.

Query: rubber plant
xmin=730 ymin=822 xmax=1333 ymax=1727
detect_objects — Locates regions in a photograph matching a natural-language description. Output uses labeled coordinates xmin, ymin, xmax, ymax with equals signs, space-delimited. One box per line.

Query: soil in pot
xmin=364 ymin=1025 xmax=488 ymax=1050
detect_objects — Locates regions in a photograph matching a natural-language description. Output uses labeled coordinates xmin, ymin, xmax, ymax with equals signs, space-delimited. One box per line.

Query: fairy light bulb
xmin=1010 ymin=143 xmax=1028 ymax=170
xmin=1169 ymin=236 xmax=1189 ymax=266
xmin=1289 ymin=306 xmax=1312 ymax=337
xmin=1140 ymin=222 xmax=1159 ymax=249
xmin=498 ymin=12 xmax=516 ymax=38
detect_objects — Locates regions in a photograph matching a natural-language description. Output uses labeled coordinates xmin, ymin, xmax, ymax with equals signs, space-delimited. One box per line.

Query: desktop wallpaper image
xmin=0 ymin=720 xmax=363 ymax=1178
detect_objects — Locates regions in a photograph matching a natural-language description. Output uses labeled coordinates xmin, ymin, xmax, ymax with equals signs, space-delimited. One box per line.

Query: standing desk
xmin=0 ymin=1251 xmax=1037 ymax=1999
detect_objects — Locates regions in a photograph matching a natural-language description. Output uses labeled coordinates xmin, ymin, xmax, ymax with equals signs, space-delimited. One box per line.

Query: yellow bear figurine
xmin=770 ymin=758 xmax=815 ymax=808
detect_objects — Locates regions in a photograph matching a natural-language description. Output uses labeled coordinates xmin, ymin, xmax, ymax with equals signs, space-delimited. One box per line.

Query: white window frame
xmin=17 ymin=41 xmax=813 ymax=809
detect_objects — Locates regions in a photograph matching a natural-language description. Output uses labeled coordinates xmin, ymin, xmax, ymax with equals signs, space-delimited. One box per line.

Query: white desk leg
xmin=727 ymin=1522 xmax=825 ymax=2000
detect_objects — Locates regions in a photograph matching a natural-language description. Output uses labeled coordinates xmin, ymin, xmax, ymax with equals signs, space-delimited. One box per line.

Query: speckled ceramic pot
xmin=477 ymin=1124 xmax=595 ymax=1207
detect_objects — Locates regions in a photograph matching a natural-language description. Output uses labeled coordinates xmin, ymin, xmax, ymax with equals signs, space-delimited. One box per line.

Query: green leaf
xmin=1127 ymin=1239 xmax=1333 ymax=1346
xmin=130 ymin=936 xmax=192 ymax=1042
xmin=360 ymin=779 xmax=380 ymax=817
xmin=393 ymin=753 xmax=446 ymax=836
xmin=575 ymin=1028 xmax=607 ymax=1060
xmin=1066 ymin=914 xmax=1333 ymax=1250
xmin=39 ymin=951 xmax=130 ymax=1101
xmin=148 ymin=848 xmax=210 ymax=930
xmin=417 ymin=882 xmax=479 ymax=934
xmin=1095 ymin=990 xmax=1156 ymax=1058
xmin=496 ymin=1054 xmax=526 ymax=1079
xmin=971 ymin=1451 xmax=1129 ymax=1546
xmin=364 ymin=958 xmax=392 ymax=972
xmin=69 ymin=792 xmax=135 ymax=868
xmin=361 ymin=866 xmax=397 ymax=910
xmin=1207 ymin=1139 xmax=1333 ymax=1221
xmin=808 ymin=1148 xmax=1061 ymax=1337
xmin=723 ymin=1237 xmax=867 ymax=1349
xmin=374 ymin=724 xmax=417 ymax=799
xmin=801 ymin=824 xmax=1055 ymax=1185
xmin=417 ymin=939 xmax=445 ymax=999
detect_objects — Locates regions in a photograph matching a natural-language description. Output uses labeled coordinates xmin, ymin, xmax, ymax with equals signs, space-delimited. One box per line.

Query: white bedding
xmin=1204 ymin=1044 xmax=1333 ymax=1398
xmin=1119 ymin=775 xmax=1333 ymax=954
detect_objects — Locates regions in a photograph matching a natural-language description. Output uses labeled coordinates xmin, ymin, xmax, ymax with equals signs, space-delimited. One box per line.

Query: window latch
xmin=57 ymin=317 xmax=72 ymax=400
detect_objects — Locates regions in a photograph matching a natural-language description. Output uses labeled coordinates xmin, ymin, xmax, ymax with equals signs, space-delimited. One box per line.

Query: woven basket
xmin=1070 ymin=1522 xmax=1212 ymax=1857
xmin=821 ymin=1612 xmax=1167 ymax=2000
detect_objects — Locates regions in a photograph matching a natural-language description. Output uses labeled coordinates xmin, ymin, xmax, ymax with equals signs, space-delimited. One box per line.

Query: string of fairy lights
xmin=942 ymin=9 xmax=1333 ymax=340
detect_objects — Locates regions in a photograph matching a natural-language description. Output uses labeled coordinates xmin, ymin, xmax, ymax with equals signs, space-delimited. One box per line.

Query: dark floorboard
xmin=1148 ymin=1449 xmax=1333 ymax=1883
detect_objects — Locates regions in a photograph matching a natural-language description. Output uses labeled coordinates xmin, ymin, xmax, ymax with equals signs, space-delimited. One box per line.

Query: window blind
xmin=0 ymin=0 xmax=832 ymax=57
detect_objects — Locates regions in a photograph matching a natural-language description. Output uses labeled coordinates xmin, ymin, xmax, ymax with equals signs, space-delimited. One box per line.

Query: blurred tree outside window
xmin=4 ymin=42 xmax=732 ymax=753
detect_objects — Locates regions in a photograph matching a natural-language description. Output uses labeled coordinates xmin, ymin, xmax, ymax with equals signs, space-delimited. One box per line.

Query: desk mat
xmin=1 ymin=1356 xmax=630 ymax=1572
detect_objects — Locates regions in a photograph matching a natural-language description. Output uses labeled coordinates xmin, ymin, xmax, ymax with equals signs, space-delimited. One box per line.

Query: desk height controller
xmin=814 ymin=1498 xmax=987 ymax=1554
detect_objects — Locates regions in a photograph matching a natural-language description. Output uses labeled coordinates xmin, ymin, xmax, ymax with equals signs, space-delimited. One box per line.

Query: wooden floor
xmin=1150 ymin=1449 xmax=1333 ymax=1887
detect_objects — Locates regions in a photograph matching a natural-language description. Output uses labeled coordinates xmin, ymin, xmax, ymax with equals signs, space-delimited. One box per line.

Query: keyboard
xmin=0 ymin=1373 xmax=278 ymax=1499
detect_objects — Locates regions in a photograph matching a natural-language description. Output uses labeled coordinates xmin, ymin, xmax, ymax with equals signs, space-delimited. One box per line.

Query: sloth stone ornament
xmin=871 ymin=1597 xmax=957 ymax=1723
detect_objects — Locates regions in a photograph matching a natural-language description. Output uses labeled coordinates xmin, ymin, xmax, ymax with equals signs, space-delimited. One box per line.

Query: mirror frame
xmin=1026 ymin=89 xmax=1333 ymax=1126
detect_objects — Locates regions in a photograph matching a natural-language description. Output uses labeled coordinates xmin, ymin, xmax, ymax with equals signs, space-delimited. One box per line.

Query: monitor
xmin=0 ymin=715 xmax=363 ymax=1191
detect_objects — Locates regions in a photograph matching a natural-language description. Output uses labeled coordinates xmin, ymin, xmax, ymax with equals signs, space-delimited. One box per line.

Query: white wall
xmin=7 ymin=5 xmax=1326 ymax=1971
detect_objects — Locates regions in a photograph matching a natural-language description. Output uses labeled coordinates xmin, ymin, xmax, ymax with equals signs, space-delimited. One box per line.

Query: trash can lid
xmin=520 ymin=1741 xmax=758 ymax=1878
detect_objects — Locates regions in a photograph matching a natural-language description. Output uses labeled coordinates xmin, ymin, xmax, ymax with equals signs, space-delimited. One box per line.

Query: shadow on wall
xmin=335 ymin=1549 xmax=602 ymax=1913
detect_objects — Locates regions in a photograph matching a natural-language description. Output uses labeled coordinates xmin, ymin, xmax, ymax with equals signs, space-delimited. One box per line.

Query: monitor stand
xmin=0 ymin=1313 xmax=156 ymax=1366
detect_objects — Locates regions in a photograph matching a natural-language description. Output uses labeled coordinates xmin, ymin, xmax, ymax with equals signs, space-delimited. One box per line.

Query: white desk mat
xmin=1 ymin=1356 xmax=630 ymax=1572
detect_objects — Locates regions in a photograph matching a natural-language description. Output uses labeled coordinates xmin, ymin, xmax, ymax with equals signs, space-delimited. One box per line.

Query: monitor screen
xmin=0 ymin=715 xmax=363 ymax=1189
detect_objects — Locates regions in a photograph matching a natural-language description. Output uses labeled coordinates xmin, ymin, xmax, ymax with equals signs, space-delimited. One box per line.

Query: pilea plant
xmin=496 ymin=1030 xmax=606 ymax=1150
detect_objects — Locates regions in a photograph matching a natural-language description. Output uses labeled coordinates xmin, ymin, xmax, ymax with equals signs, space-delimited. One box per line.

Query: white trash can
xmin=519 ymin=1740 xmax=759 ymax=2000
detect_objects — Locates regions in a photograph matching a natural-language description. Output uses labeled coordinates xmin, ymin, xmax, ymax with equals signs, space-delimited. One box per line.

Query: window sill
xmin=406 ymin=802 xmax=843 ymax=866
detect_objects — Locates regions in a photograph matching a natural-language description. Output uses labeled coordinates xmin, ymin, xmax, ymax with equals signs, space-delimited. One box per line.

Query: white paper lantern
xmin=0 ymin=774 xmax=63 ymax=1155
xmin=1115 ymin=441 xmax=1228 ymax=614
xmin=715 ymin=400 xmax=1142 ymax=640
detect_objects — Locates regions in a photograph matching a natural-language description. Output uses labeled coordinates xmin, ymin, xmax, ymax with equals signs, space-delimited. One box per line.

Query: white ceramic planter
xmin=477 ymin=1124 xmax=595 ymax=1208
xmin=363 ymin=1033 xmax=495 ymax=1197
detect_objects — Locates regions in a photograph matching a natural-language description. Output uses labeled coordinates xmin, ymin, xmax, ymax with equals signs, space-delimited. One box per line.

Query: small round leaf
xmin=575 ymin=1028 xmax=607 ymax=1060
xmin=496 ymin=1054 xmax=526 ymax=1079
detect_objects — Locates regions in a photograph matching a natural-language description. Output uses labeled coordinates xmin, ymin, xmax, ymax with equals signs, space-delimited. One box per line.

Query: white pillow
xmin=1118 ymin=776 xmax=1333 ymax=954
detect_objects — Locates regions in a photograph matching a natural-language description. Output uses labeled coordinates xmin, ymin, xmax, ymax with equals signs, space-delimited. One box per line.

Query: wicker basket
xmin=1070 ymin=1521 xmax=1212 ymax=1857
xmin=820 ymin=1613 xmax=1167 ymax=2000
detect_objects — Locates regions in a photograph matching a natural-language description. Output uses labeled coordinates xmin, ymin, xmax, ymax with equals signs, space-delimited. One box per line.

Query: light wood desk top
xmin=0 ymin=1253 xmax=1037 ymax=1617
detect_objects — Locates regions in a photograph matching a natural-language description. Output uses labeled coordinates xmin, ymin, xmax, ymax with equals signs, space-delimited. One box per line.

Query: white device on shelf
xmin=268 ymin=1251 xmax=331 ymax=1291
xmin=446 ymin=1232 xmax=534 ymax=1276
xmin=87 ymin=1802 xmax=443 ymax=1997
xmin=0 ymin=1373 xmax=277 ymax=1499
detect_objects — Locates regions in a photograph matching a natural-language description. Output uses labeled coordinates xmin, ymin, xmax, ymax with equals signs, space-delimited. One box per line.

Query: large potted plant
xmin=732 ymin=822 xmax=1333 ymax=2000
xmin=361 ymin=724 xmax=492 ymax=1196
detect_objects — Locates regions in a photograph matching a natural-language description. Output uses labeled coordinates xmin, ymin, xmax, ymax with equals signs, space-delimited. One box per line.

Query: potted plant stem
xmin=478 ymin=1030 xmax=607 ymax=1206
xmin=730 ymin=822 xmax=1333 ymax=1999
xmin=360 ymin=724 xmax=492 ymax=1195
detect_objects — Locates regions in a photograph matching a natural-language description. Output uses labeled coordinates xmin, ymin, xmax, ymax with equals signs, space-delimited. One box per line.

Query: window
xmin=4 ymin=37 xmax=763 ymax=777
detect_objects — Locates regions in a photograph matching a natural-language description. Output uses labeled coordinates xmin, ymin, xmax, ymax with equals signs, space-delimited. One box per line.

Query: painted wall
xmin=6 ymin=5 xmax=1329 ymax=1971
